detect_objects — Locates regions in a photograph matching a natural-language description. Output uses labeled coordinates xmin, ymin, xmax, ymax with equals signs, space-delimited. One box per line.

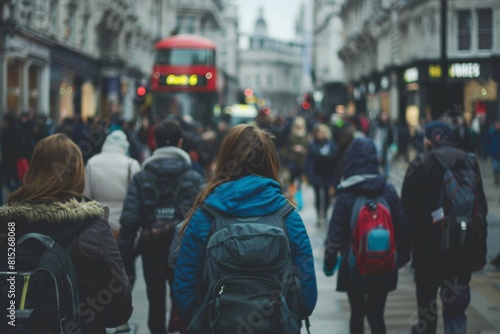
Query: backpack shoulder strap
xmin=275 ymin=202 xmax=295 ymax=219
xmin=350 ymin=195 xmax=367 ymax=230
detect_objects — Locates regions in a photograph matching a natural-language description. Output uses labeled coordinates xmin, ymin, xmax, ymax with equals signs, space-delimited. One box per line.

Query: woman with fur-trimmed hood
xmin=0 ymin=133 xmax=132 ymax=333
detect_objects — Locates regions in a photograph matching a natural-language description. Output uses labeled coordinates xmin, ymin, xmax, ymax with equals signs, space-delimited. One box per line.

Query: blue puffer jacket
xmin=325 ymin=137 xmax=411 ymax=292
xmin=173 ymin=175 xmax=318 ymax=317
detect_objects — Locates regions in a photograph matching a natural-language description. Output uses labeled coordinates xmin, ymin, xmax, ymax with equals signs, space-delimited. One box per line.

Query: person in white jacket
xmin=85 ymin=129 xmax=141 ymax=238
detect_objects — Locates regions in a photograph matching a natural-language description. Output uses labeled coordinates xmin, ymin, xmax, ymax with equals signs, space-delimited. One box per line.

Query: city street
xmin=121 ymin=157 xmax=500 ymax=334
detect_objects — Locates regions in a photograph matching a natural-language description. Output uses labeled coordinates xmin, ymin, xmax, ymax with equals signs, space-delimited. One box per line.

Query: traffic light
xmin=302 ymin=92 xmax=314 ymax=111
xmin=134 ymin=84 xmax=147 ymax=106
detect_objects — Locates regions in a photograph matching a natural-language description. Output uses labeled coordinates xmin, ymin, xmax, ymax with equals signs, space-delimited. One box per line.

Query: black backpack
xmin=0 ymin=220 xmax=91 ymax=334
xmin=188 ymin=203 xmax=310 ymax=334
xmin=433 ymin=152 xmax=486 ymax=264
xmin=138 ymin=170 xmax=188 ymax=244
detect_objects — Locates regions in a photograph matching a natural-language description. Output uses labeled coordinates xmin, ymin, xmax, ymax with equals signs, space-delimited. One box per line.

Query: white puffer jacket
xmin=84 ymin=130 xmax=141 ymax=231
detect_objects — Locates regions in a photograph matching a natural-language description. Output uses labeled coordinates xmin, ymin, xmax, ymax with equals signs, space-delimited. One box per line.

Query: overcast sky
xmin=236 ymin=0 xmax=305 ymax=43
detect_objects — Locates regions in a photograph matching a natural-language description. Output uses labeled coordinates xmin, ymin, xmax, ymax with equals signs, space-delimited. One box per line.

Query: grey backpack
xmin=187 ymin=203 xmax=309 ymax=334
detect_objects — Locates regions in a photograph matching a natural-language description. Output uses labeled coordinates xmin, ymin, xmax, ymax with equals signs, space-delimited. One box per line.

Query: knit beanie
xmin=424 ymin=121 xmax=453 ymax=145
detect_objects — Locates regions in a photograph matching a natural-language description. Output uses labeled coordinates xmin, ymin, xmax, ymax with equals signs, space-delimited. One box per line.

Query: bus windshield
xmin=156 ymin=49 xmax=215 ymax=66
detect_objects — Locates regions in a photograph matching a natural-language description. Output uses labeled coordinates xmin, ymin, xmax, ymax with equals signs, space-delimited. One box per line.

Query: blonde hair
xmin=313 ymin=123 xmax=332 ymax=140
xmin=8 ymin=133 xmax=85 ymax=204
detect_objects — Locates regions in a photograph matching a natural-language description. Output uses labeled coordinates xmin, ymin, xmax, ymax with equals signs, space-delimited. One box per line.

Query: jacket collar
xmin=142 ymin=146 xmax=191 ymax=169
xmin=337 ymin=174 xmax=379 ymax=191
xmin=0 ymin=198 xmax=105 ymax=224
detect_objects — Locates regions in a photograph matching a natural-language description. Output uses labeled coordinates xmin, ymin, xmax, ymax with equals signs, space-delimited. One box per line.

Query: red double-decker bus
xmin=151 ymin=34 xmax=218 ymax=128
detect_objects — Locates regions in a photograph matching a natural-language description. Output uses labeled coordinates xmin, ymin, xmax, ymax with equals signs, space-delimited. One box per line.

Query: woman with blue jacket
xmin=173 ymin=124 xmax=317 ymax=333
xmin=323 ymin=137 xmax=410 ymax=334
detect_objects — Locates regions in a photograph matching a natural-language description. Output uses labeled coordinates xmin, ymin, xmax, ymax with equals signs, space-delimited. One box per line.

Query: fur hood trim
xmin=0 ymin=198 xmax=106 ymax=224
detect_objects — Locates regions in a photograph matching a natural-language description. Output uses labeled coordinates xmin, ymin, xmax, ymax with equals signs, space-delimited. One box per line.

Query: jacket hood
xmin=102 ymin=130 xmax=129 ymax=154
xmin=142 ymin=146 xmax=192 ymax=176
xmin=205 ymin=175 xmax=287 ymax=217
xmin=0 ymin=198 xmax=105 ymax=224
xmin=344 ymin=137 xmax=380 ymax=179
xmin=340 ymin=137 xmax=385 ymax=194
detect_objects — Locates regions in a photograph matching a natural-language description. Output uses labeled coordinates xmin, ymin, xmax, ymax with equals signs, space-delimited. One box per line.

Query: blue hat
xmin=425 ymin=121 xmax=453 ymax=144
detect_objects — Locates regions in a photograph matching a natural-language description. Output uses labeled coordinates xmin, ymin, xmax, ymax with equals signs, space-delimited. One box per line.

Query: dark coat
xmin=118 ymin=147 xmax=205 ymax=283
xmin=324 ymin=138 xmax=411 ymax=292
xmin=304 ymin=138 xmax=337 ymax=188
xmin=0 ymin=198 xmax=133 ymax=334
xmin=401 ymin=145 xmax=488 ymax=276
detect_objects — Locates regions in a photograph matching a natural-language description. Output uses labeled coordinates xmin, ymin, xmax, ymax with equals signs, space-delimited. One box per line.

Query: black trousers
xmin=412 ymin=271 xmax=471 ymax=334
xmin=347 ymin=289 xmax=389 ymax=334
xmin=141 ymin=240 xmax=173 ymax=334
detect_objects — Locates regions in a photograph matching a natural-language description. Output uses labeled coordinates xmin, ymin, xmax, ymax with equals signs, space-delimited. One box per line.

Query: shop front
xmin=1 ymin=34 xmax=50 ymax=115
xmin=50 ymin=47 xmax=101 ymax=122
xmin=400 ymin=58 xmax=500 ymax=128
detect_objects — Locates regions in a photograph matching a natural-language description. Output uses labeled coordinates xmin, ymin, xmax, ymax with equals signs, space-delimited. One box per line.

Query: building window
xmin=186 ymin=16 xmax=195 ymax=34
xmin=50 ymin=0 xmax=58 ymax=35
xmin=267 ymin=75 xmax=273 ymax=88
xmin=477 ymin=9 xmax=492 ymax=50
xmin=255 ymin=75 xmax=260 ymax=86
xmin=458 ymin=10 xmax=471 ymax=50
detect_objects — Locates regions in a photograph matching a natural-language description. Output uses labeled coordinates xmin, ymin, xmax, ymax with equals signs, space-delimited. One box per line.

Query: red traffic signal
xmin=244 ymin=88 xmax=254 ymax=97
xmin=302 ymin=101 xmax=310 ymax=110
xmin=137 ymin=86 xmax=147 ymax=96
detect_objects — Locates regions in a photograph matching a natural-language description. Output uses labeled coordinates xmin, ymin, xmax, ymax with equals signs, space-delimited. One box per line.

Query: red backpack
xmin=350 ymin=196 xmax=397 ymax=275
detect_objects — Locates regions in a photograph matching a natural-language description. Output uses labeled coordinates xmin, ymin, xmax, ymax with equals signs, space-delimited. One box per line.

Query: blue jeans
xmin=412 ymin=272 xmax=471 ymax=334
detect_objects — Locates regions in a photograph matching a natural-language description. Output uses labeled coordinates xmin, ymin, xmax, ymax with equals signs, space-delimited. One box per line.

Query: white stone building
xmin=239 ymin=9 xmax=304 ymax=115
xmin=0 ymin=0 xmax=174 ymax=121
xmin=338 ymin=0 xmax=500 ymax=125
xmin=312 ymin=0 xmax=347 ymax=116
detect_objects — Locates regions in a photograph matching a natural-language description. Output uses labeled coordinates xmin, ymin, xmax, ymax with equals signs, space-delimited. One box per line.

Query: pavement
xmin=114 ymin=156 xmax=500 ymax=334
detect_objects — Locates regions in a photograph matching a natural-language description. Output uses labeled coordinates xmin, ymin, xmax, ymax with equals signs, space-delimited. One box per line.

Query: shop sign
xmin=404 ymin=67 xmax=419 ymax=83
xmin=428 ymin=65 xmax=442 ymax=78
xmin=448 ymin=63 xmax=480 ymax=79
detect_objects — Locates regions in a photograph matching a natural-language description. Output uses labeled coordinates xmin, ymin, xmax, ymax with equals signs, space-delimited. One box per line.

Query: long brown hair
xmin=8 ymin=133 xmax=85 ymax=204
xmin=180 ymin=124 xmax=283 ymax=236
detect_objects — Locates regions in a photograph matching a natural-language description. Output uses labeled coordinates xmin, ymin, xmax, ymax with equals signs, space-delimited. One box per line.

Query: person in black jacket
xmin=0 ymin=133 xmax=132 ymax=334
xmin=401 ymin=121 xmax=488 ymax=334
xmin=118 ymin=119 xmax=205 ymax=334
xmin=323 ymin=137 xmax=411 ymax=334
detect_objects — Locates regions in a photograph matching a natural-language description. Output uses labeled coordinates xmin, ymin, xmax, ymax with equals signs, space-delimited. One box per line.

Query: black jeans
xmin=141 ymin=241 xmax=173 ymax=334
xmin=412 ymin=272 xmax=471 ymax=334
xmin=313 ymin=185 xmax=329 ymax=218
xmin=347 ymin=289 xmax=389 ymax=334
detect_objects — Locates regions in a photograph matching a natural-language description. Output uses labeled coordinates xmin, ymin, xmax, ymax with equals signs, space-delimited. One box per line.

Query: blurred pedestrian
xmin=118 ymin=119 xmax=204 ymax=334
xmin=324 ymin=137 xmax=410 ymax=334
xmin=282 ymin=116 xmax=309 ymax=205
xmin=485 ymin=120 xmax=500 ymax=184
xmin=0 ymin=133 xmax=133 ymax=333
xmin=305 ymin=123 xmax=337 ymax=226
xmin=370 ymin=112 xmax=395 ymax=177
xmin=401 ymin=121 xmax=488 ymax=334
xmin=84 ymin=130 xmax=140 ymax=238
xmin=1 ymin=113 xmax=23 ymax=196
xmin=173 ymin=124 xmax=317 ymax=332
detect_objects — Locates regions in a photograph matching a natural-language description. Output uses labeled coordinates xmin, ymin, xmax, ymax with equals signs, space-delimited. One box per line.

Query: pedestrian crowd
xmin=0 ymin=107 xmax=496 ymax=334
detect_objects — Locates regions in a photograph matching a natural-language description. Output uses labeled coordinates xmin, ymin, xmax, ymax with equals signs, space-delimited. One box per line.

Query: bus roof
xmin=155 ymin=34 xmax=216 ymax=50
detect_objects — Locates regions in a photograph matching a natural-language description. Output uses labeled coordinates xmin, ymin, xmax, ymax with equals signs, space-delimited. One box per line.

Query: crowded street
xmin=123 ymin=157 xmax=500 ymax=334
